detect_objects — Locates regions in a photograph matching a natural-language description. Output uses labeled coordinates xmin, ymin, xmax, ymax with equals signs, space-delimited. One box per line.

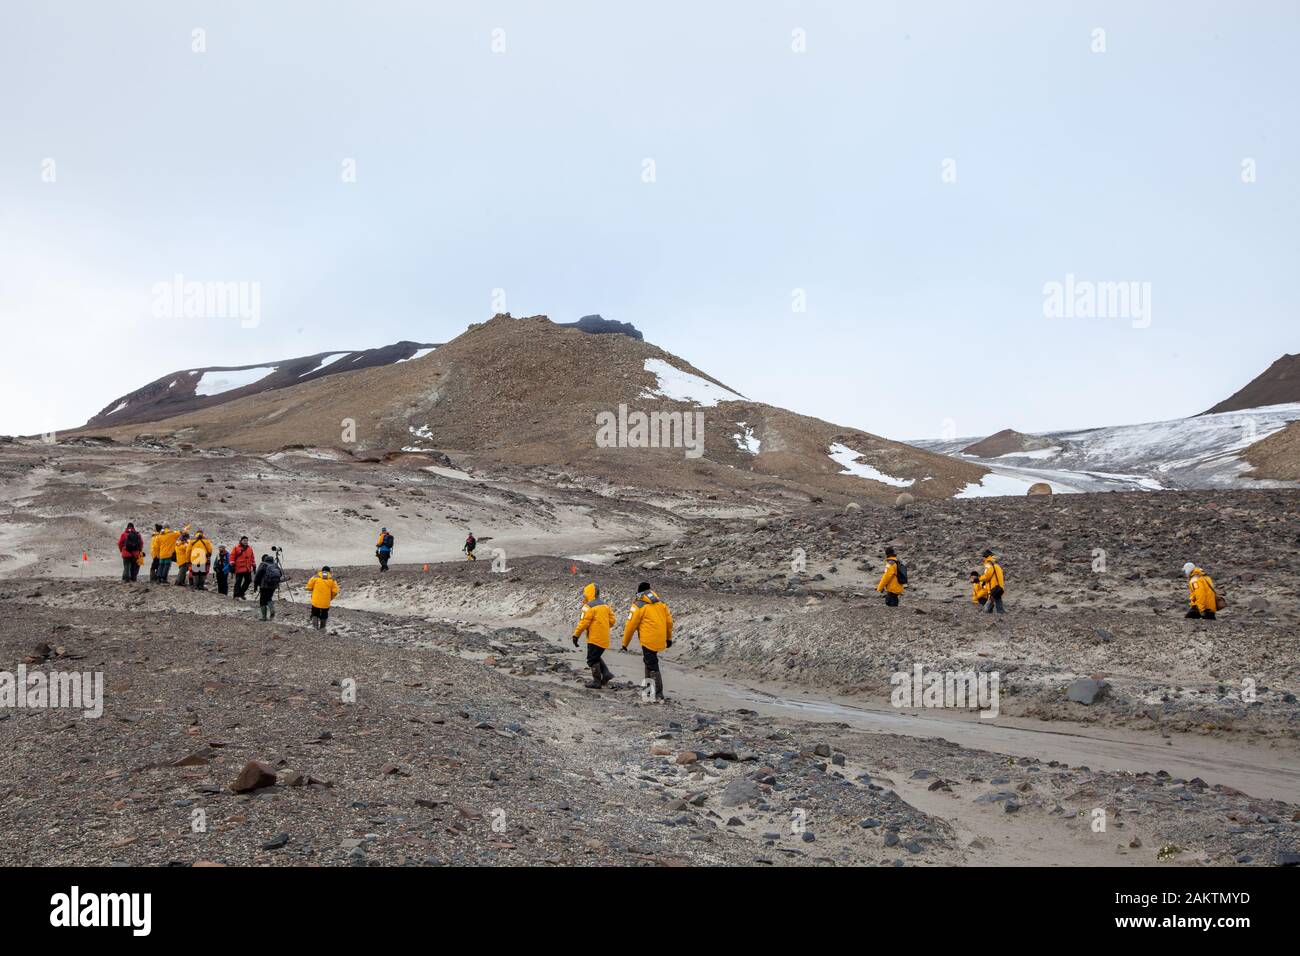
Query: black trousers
xmin=378 ymin=552 xmax=390 ymax=570
xmin=234 ymin=572 xmax=252 ymax=598
xmin=121 ymin=557 xmax=139 ymax=581
xmin=884 ymin=592 xmax=899 ymax=607
xmin=259 ymin=585 xmax=277 ymax=608
xmin=642 ymin=648 xmax=664 ymax=699
xmin=216 ymin=571 xmax=228 ymax=595
xmin=586 ymin=644 xmax=613 ymax=679
xmin=149 ymin=557 xmax=160 ymax=581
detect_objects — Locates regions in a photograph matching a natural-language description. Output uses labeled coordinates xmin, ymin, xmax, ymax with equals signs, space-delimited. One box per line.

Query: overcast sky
xmin=1 ymin=0 xmax=1295 ymax=441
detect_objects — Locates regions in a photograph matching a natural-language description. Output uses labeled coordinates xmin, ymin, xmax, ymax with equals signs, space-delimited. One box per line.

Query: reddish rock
xmin=230 ymin=760 xmax=277 ymax=793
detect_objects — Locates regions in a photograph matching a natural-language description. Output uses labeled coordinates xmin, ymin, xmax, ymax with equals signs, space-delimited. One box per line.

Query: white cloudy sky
xmin=1 ymin=0 xmax=1295 ymax=440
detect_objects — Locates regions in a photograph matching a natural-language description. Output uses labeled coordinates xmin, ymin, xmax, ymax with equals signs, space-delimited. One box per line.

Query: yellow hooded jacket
xmin=175 ymin=538 xmax=192 ymax=566
xmin=971 ymin=579 xmax=990 ymax=603
xmin=150 ymin=529 xmax=167 ymax=559
xmin=877 ymin=558 xmax=904 ymax=595
xmin=573 ymin=583 xmax=616 ymax=649
xmin=189 ymin=540 xmax=209 ymax=570
xmin=622 ymin=591 xmax=673 ymax=652
xmin=306 ymin=572 xmax=340 ymax=609
xmin=1187 ymin=568 xmax=1218 ymax=614
xmin=157 ymin=528 xmax=180 ymax=560
xmin=979 ymin=556 xmax=1005 ymax=592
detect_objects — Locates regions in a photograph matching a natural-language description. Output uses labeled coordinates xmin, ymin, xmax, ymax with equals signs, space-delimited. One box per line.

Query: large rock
xmin=230 ymin=760 xmax=278 ymax=793
xmin=895 ymin=493 xmax=915 ymax=508
xmin=1065 ymin=678 xmax=1109 ymax=705
xmin=720 ymin=778 xmax=762 ymax=807
xmin=1027 ymin=482 xmax=1053 ymax=496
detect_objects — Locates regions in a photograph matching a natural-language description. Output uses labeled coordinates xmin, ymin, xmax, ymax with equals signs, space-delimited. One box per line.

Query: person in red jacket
xmin=229 ymin=536 xmax=257 ymax=600
xmin=117 ymin=523 xmax=144 ymax=583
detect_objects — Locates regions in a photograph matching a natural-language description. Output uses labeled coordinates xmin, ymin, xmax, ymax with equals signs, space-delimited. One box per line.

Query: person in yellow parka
xmin=970 ymin=571 xmax=989 ymax=607
xmin=876 ymin=547 xmax=905 ymax=607
xmin=188 ymin=536 xmax=209 ymax=590
xmin=306 ymin=566 xmax=340 ymax=630
xmin=979 ymin=549 xmax=1005 ymax=615
xmin=620 ymin=582 xmax=674 ymax=703
xmin=148 ymin=524 xmax=165 ymax=583
xmin=572 ymin=583 xmax=617 ymax=689
xmin=155 ymin=524 xmax=180 ymax=584
xmin=1183 ymin=562 xmax=1220 ymax=620
xmin=173 ymin=533 xmax=192 ymax=588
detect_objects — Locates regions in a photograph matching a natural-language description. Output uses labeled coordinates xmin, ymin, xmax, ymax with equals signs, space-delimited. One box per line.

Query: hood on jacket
xmin=582 ymin=583 xmax=600 ymax=603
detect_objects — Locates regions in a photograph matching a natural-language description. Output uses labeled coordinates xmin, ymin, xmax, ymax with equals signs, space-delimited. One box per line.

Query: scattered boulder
xmin=720 ymin=778 xmax=762 ymax=807
xmin=1027 ymin=482 xmax=1053 ymax=496
xmin=231 ymin=761 xmax=277 ymax=793
xmin=895 ymin=493 xmax=915 ymax=508
xmin=1066 ymin=678 xmax=1110 ymax=705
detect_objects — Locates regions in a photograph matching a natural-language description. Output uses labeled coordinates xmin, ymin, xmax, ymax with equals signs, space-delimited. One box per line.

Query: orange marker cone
xmin=422 ymin=564 xmax=428 ymax=572
xmin=569 ymin=564 xmax=577 ymax=574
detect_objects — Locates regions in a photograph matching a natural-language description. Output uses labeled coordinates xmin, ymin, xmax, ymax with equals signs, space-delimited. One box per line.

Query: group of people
xmin=116 ymin=515 xmax=1223 ymax=707
xmin=874 ymin=545 xmax=1219 ymax=621
xmin=874 ymin=546 xmax=1007 ymax=614
xmin=116 ymin=523 xmax=340 ymax=628
xmin=572 ymin=581 xmax=674 ymax=701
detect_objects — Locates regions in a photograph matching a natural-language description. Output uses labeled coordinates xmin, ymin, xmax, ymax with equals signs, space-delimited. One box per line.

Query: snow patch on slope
xmin=194 ymin=367 xmax=276 ymax=397
xmin=641 ymin=359 xmax=744 ymax=407
xmin=298 ymin=353 xmax=349 ymax=377
xmin=829 ymin=443 xmax=914 ymax=487
xmin=733 ymin=423 xmax=761 ymax=455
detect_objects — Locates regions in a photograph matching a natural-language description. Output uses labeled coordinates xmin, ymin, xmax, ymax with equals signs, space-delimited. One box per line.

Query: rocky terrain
xmin=1 ymin=433 xmax=1296 ymax=866
xmin=3 ymin=578 xmax=1296 ymax=867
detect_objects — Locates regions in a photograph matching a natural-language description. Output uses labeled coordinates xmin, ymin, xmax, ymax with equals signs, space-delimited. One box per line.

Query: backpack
xmin=383 ymin=533 xmax=394 ymax=549
xmin=1205 ymin=577 xmax=1225 ymax=611
xmin=125 ymin=530 xmax=141 ymax=552
xmin=894 ymin=560 xmax=908 ymax=585
xmin=262 ymin=563 xmax=283 ymax=587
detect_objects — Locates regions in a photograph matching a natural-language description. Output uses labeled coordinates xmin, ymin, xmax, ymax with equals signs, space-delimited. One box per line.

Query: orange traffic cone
xmin=422 ymin=563 xmax=428 ymax=572
xmin=569 ymin=564 xmax=577 ymax=574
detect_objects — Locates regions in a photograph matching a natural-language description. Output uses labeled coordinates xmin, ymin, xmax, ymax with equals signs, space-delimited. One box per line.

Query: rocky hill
xmin=960 ymin=429 xmax=1061 ymax=458
xmin=1203 ymin=353 xmax=1300 ymax=415
xmin=82 ymin=341 xmax=439 ymax=429
xmin=70 ymin=314 xmax=987 ymax=503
